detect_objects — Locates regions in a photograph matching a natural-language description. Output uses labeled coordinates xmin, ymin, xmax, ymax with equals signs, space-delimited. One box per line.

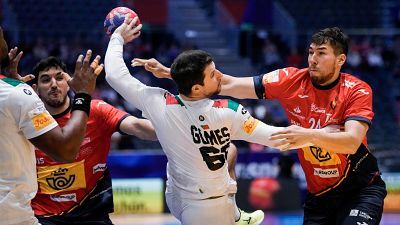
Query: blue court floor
xmin=111 ymin=212 xmax=400 ymax=225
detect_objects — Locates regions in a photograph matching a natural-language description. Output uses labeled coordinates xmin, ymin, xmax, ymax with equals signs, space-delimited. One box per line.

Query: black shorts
xmin=303 ymin=177 xmax=387 ymax=225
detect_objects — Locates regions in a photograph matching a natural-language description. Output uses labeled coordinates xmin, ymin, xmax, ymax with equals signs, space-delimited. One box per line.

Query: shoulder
xmin=212 ymin=99 xmax=240 ymax=112
xmin=341 ymin=73 xmax=372 ymax=92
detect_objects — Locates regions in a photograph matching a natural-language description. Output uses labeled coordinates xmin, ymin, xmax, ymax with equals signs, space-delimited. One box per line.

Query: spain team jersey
xmin=32 ymin=99 xmax=128 ymax=216
xmin=0 ymin=75 xmax=58 ymax=225
xmin=254 ymin=67 xmax=381 ymax=195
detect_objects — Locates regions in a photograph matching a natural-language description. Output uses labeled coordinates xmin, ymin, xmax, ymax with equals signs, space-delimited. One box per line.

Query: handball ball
xmin=104 ymin=7 xmax=141 ymax=36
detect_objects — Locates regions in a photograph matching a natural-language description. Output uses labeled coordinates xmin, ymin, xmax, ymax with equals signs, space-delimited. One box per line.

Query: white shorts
xmin=165 ymin=188 xmax=235 ymax=225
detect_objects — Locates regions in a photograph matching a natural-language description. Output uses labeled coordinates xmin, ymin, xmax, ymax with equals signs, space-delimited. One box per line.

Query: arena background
xmin=1 ymin=0 xmax=400 ymax=224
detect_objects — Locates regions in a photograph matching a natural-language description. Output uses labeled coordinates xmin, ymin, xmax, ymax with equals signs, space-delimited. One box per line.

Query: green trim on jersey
xmin=174 ymin=95 xmax=185 ymax=107
xmin=227 ymin=99 xmax=239 ymax=111
xmin=1 ymin=77 xmax=23 ymax=87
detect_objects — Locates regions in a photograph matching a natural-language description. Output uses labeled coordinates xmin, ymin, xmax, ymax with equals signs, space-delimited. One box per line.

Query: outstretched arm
xmin=104 ymin=16 xmax=148 ymax=111
xmin=270 ymin=120 xmax=367 ymax=154
xmin=132 ymin=59 xmax=259 ymax=99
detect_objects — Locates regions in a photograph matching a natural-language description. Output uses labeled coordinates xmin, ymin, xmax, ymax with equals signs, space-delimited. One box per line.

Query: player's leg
xmin=180 ymin=195 xmax=235 ymax=225
xmin=227 ymin=143 xmax=264 ymax=225
xmin=302 ymin=193 xmax=335 ymax=225
xmin=338 ymin=178 xmax=386 ymax=225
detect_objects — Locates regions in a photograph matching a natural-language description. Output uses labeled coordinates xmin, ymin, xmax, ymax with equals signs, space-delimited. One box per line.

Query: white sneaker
xmin=235 ymin=209 xmax=265 ymax=225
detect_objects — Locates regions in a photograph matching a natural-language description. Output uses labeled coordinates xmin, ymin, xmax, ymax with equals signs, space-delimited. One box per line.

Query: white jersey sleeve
xmin=7 ymin=84 xmax=57 ymax=139
xmin=105 ymin=33 xmax=166 ymax=119
xmin=231 ymin=103 xmax=284 ymax=147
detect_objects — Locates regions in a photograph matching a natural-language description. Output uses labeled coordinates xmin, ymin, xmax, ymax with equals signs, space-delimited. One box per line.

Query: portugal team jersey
xmin=105 ymin=34 xmax=285 ymax=199
xmin=0 ymin=75 xmax=57 ymax=225
xmin=32 ymin=99 xmax=128 ymax=216
xmin=254 ymin=67 xmax=380 ymax=195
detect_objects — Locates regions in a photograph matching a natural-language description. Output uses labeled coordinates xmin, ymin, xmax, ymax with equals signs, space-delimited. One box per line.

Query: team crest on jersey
xmin=37 ymin=160 xmax=86 ymax=194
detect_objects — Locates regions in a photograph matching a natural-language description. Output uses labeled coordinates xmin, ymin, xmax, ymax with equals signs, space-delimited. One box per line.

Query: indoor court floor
xmin=111 ymin=212 xmax=400 ymax=225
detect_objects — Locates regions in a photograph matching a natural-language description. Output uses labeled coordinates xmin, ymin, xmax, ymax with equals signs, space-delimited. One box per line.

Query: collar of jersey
xmin=52 ymin=100 xmax=72 ymax=119
xmin=311 ymin=73 xmax=341 ymax=90
xmin=176 ymin=95 xmax=214 ymax=113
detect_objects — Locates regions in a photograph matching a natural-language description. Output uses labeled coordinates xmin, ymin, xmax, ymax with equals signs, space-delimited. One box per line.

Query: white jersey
xmin=0 ymin=76 xmax=57 ymax=224
xmin=105 ymin=34 xmax=284 ymax=199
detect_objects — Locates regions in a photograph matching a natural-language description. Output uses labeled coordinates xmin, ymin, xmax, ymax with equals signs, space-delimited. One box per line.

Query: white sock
xmin=230 ymin=194 xmax=241 ymax=221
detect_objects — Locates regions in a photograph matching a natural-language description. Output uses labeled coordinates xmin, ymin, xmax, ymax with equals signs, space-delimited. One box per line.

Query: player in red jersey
xmin=134 ymin=27 xmax=387 ymax=225
xmin=28 ymin=56 xmax=157 ymax=225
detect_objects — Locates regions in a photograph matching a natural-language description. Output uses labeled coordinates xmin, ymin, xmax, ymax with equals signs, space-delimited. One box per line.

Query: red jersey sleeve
xmin=344 ymin=81 xmax=374 ymax=126
xmin=91 ymin=100 xmax=129 ymax=133
xmin=253 ymin=67 xmax=301 ymax=100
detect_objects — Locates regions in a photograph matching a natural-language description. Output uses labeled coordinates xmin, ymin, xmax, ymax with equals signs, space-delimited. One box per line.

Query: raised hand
xmin=6 ymin=47 xmax=35 ymax=82
xmin=114 ymin=16 xmax=142 ymax=44
xmin=131 ymin=58 xmax=171 ymax=79
xmin=67 ymin=50 xmax=103 ymax=95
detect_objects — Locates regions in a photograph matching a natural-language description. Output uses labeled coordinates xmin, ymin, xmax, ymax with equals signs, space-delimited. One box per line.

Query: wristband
xmin=71 ymin=93 xmax=92 ymax=116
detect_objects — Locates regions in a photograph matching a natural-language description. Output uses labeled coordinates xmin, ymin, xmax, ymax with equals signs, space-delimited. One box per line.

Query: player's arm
xmin=119 ymin=116 xmax=157 ymax=141
xmin=30 ymin=51 xmax=102 ymax=162
xmin=270 ymin=120 xmax=368 ymax=154
xmin=132 ymin=61 xmax=258 ymax=100
xmin=105 ymin=17 xmax=149 ymax=111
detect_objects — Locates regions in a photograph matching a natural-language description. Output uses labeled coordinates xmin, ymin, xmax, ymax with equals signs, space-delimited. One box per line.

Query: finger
xmin=62 ymin=72 xmax=72 ymax=82
xmin=123 ymin=15 xmax=130 ymax=24
xmin=74 ymin=54 xmax=84 ymax=73
xmin=132 ymin=58 xmax=147 ymax=65
xmin=94 ymin=64 xmax=104 ymax=76
xmin=8 ymin=47 xmax=17 ymax=58
xmin=131 ymin=61 xmax=142 ymax=67
xmin=90 ymin=55 xmax=101 ymax=70
xmin=144 ymin=63 xmax=156 ymax=71
xmin=126 ymin=16 xmax=136 ymax=30
xmin=21 ymin=74 xmax=35 ymax=83
xmin=14 ymin=51 xmax=23 ymax=63
xmin=132 ymin=24 xmax=142 ymax=34
xmin=82 ymin=50 xmax=92 ymax=70
xmin=269 ymin=134 xmax=289 ymax=140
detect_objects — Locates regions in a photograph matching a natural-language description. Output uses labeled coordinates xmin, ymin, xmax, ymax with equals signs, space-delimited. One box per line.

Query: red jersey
xmin=254 ymin=67 xmax=380 ymax=195
xmin=32 ymin=99 xmax=128 ymax=216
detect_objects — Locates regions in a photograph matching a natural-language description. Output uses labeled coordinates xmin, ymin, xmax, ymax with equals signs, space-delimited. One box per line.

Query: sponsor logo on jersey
xmin=313 ymin=167 xmax=339 ymax=178
xmin=93 ymin=163 xmax=107 ymax=174
xmin=310 ymin=146 xmax=331 ymax=162
xmin=311 ymin=103 xmax=326 ymax=114
xmin=263 ymin=70 xmax=279 ymax=83
xmin=31 ymin=112 xmax=55 ymax=131
xmin=201 ymin=124 xmax=210 ymax=130
xmin=350 ymin=209 xmax=372 ymax=221
xmin=242 ymin=116 xmax=259 ymax=135
xmin=293 ymin=106 xmax=301 ymax=114
xmin=37 ymin=160 xmax=86 ymax=194
xmin=50 ymin=193 xmax=77 ymax=202
xmin=23 ymin=89 xmax=32 ymax=95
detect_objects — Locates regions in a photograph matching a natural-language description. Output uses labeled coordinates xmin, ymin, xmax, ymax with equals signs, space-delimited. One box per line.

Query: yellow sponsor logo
xmin=302 ymin=146 xmax=341 ymax=166
xmin=31 ymin=112 xmax=55 ymax=131
xmin=242 ymin=116 xmax=259 ymax=134
xmin=37 ymin=160 xmax=86 ymax=194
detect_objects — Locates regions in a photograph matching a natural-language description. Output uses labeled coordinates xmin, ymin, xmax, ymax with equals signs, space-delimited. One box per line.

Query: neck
xmin=320 ymin=70 xmax=341 ymax=86
xmin=179 ymin=94 xmax=204 ymax=101
xmin=46 ymin=96 xmax=71 ymax=115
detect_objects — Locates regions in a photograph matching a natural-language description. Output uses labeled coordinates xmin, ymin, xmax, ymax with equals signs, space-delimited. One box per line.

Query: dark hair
xmin=32 ymin=56 xmax=67 ymax=84
xmin=311 ymin=27 xmax=349 ymax=55
xmin=170 ymin=50 xmax=213 ymax=96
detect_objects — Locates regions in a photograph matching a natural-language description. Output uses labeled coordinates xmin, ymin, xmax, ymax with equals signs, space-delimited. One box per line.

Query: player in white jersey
xmin=105 ymin=18 xmax=294 ymax=225
xmin=0 ymin=26 xmax=102 ymax=225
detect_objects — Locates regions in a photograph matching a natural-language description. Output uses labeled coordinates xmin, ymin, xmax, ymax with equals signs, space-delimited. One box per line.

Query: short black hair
xmin=311 ymin=27 xmax=349 ymax=55
xmin=32 ymin=56 xmax=67 ymax=84
xmin=170 ymin=50 xmax=213 ymax=96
